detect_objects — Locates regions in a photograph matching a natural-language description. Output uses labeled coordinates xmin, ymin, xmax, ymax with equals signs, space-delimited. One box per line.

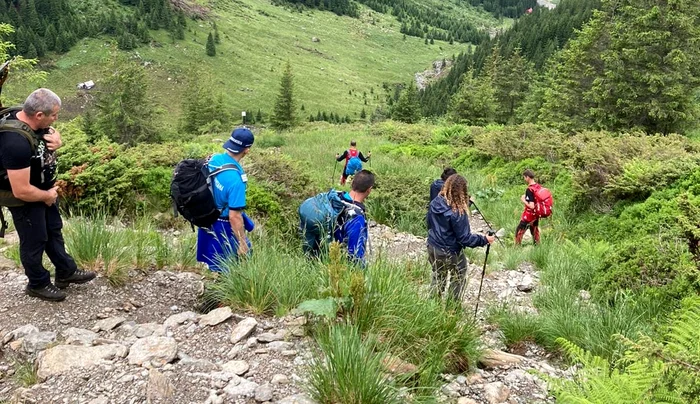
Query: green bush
xmin=597 ymin=237 xmax=699 ymax=303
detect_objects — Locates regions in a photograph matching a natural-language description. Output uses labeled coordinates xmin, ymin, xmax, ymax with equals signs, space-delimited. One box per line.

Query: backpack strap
xmin=0 ymin=107 xmax=40 ymax=153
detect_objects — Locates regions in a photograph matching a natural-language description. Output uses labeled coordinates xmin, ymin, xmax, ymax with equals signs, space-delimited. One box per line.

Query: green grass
xmin=6 ymin=0 xmax=475 ymax=127
xmin=12 ymin=357 xmax=38 ymax=387
xmin=210 ymin=235 xmax=324 ymax=316
xmin=308 ymin=324 xmax=402 ymax=404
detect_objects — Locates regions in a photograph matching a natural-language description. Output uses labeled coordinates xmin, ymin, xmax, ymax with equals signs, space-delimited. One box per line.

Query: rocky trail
xmin=0 ymin=213 xmax=565 ymax=403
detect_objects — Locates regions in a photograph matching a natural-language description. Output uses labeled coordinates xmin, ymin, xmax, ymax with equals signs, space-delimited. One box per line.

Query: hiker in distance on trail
xmin=195 ymin=128 xmax=255 ymax=272
xmin=335 ymin=140 xmax=370 ymax=185
xmin=0 ymin=88 xmax=96 ymax=302
xmin=515 ymin=169 xmax=553 ymax=245
xmin=427 ymin=174 xmax=495 ymax=301
xmin=299 ymin=169 xmax=375 ymax=267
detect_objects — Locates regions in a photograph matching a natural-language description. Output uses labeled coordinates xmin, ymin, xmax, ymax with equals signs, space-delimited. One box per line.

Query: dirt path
xmin=1 ymin=216 xmax=564 ymax=404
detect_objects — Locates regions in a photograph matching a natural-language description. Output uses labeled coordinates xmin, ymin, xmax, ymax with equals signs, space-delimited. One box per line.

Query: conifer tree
xmin=271 ymin=61 xmax=296 ymax=130
xmin=256 ymin=109 xmax=263 ymax=123
xmin=95 ymin=53 xmax=159 ymax=145
xmin=206 ymin=32 xmax=216 ymax=56
xmin=449 ymin=68 xmax=496 ymax=125
xmin=360 ymin=108 xmax=366 ymax=119
xmin=392 ymin=81 xmax=421 ymax=123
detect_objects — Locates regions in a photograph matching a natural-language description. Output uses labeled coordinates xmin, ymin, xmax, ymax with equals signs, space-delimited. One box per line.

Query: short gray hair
xmin=23 ymin=88 xmax=61 ymax=116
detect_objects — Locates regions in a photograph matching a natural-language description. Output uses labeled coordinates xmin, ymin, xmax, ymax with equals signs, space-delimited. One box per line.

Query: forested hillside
xmin=420 ymin=0 xmax=600 ymax=116
xmin=418 ymin=0 xmax=700 ymax=136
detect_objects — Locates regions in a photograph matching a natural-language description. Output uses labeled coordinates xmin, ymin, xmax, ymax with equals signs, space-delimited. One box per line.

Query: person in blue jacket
xmin=427 ymin=174 xmax=495 ymax=301
xmin=430 ymin=167 xmax=457 ymax=202
xmin=334 ymin=170 xmax=375 ymax=266
xmin=196 ymin=127 xmax=254 ymax=272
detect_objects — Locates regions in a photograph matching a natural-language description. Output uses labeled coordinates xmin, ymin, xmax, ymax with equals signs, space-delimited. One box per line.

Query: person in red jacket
xmin=335 ymin=140 xmax=370 ymax=185
xmin=515 ymin=169 xmax=540 ymax=245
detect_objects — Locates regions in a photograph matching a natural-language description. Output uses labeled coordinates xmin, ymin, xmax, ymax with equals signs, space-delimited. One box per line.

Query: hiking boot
xmin=55 ymin=269 xmax=97 ymax=289
xmin=25 ymin=283 xmax=66 ymax=302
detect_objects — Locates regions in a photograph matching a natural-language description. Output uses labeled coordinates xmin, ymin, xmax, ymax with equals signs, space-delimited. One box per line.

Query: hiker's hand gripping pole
xmin=470 ymin=200 xmax=505 ymax=248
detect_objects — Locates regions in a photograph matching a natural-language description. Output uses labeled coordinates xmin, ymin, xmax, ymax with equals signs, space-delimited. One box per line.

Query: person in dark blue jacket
xmin=427 ymin=174 xmax=495 ymax=301
xmin=430 ymin=167 xmax=457 ymax=202
xmin=334 ymin=170 xmax=374 ymax=266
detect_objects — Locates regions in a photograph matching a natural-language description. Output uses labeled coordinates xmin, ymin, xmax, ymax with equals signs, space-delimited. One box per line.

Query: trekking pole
xmin=330 ymin=160 xmax=338 ymax=188
xmin=474 ymin=231 xmax=494 ymax=320
xmin=470 ymin=201 xmax=505 ymax=247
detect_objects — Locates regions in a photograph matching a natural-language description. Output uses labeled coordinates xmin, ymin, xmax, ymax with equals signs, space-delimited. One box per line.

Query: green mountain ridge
xmin=3 ymin=0 xmax=509 ymax=126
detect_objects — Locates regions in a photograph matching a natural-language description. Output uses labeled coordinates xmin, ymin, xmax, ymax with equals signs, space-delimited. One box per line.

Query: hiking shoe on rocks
xmin=55 ymin=269 xmax=97 ymax=289
xmin=25 ymin=283 xmax=66 ymax=302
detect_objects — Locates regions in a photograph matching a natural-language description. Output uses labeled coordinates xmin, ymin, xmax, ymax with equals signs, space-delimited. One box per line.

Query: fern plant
xmin=546 ymin=297 xmax=700 ymax=403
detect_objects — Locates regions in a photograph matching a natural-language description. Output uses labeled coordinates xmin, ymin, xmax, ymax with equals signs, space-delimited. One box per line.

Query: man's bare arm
xmin=6 ymin=168 xmax=56 ymax=205
xmin=228 ymin=210 xmax=249 ymax=256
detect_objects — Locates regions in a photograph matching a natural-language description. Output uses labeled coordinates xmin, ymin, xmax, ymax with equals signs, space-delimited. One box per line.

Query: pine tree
xmin=205 ymin=32 xmax=216 ymax=56
xmin=449 ymin=68 xmax=497 ymax=126
xmin=25 ymin=43 xmax=38 ymax=59
xmin=271 ymin=61 xmax=296 ymax=130
xmin=360 ymin=108 xmax=366 ymax=119
xmin=392 ymin=81 xmax=421 ymax=123
xmin=95 ymin=54 xmax=159 ymax=145
xmin=256 ymin=109 xmax=263 ymax=123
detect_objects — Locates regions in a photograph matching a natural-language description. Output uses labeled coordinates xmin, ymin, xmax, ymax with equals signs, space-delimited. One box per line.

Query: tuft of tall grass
xmin=12 ymin=357 xmax=38 ymax=387
xmin=210 ymin=238 xmax=323 ymax=316
xmin=64 ymin=216 xmax=133 ymax=286
xmin=308 ymin=324 xmax=402 ymax=404
xmin=171 ymin=232 xmax=199 ymax=272
xmin=355 ymin=258 xmax=481 ymax=389
xmin=489 ymin=305 xmax=539 ymax=347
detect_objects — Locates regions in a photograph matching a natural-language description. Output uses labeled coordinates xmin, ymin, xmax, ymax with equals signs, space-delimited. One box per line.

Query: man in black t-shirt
xmin=0 ymin=88 xmax=96 ymax=301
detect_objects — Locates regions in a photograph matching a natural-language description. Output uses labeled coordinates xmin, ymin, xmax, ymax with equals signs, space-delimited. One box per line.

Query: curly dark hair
xmin=439 ymin=174 xmax=470 ymax=215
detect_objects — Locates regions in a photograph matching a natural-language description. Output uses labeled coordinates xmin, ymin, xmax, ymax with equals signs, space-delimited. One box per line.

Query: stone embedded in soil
xmin=381 ymin=355 xmax=418 ymax=374
xmin=479 ymin=349 xmax=525 ymax=369
xmin=62 ymin=327 xmax=99 ymax=346
xmin=457 ymin=398 xmax=479 ymax=404
xmin=254 ymin=383 xmax=274 ymax=402
xmin=7 ymin=324 xmax=38 ymax=342
xmin=484 ymin=381 xmax=511 ymax=404
xmin=224 ymin=378 xmax=259 ymax=398
xmin=163 ymin=311 xmax=197 ymax=329
xmin=271 ymin=374 xmax=290 ymax=385
xmin=37 ymin=344 xmax=127 ymax=380
xmin=22 ymin=331 xmax=56 ymax=353
xmin=230 ymin=317 xmax=258 ymax=344
xmin=267 ymin=341 xmax=294 ymax=352
xmin=277 ymin=393 xmax=316 ymax=404
xmin=92 ymin=316 xmax=126 ymax=332
xmin=127 ymin=336 xmax=178 ymax=366
xmin=222 ymin=360 xmax=250 ymax=376
xmin=199 ymin=306 xmax=233 ymax=327
xmin=257 ymin=329 xmax=286 ymax=342
xmin=146 ymin=369 xmax=174 ymax=401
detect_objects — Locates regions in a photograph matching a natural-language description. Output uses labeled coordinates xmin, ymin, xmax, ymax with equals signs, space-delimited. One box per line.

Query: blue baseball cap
xmin=223 ymin=128 xmax=255 ymax=154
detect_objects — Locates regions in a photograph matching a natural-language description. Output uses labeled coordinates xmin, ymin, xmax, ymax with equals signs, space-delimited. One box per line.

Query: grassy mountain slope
xmin=5 ymin=0 xmax=493 ymax=124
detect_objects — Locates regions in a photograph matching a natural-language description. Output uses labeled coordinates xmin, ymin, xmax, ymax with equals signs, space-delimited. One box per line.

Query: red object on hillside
xmin=526 ymin=7 xmax=533 ymax=14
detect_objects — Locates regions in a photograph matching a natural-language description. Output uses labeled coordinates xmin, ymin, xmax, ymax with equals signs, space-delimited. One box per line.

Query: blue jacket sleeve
xmin=344 ymin=215 xmax=367 ymax=264
xmin=453 ymin=212 xmax=487 ymax=249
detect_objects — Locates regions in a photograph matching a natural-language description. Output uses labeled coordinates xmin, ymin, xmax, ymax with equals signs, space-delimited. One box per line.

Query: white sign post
xmin=241 ymin=111 xmax=247 ymax=124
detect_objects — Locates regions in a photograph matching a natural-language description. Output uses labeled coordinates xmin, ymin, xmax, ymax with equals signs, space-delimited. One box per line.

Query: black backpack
xmin=0 ymin=106 xmax=44 ymax=237
xmin=170 ymin=159 xmax=239 ymax=229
